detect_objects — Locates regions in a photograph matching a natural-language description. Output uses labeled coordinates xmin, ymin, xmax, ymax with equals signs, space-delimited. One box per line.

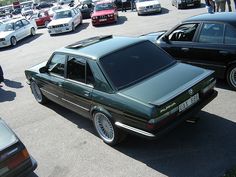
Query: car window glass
xmin=71 ymin=9 xmax=76 ymax=16
xmin=48 ymin=53 xmax=66 ymax=77
xmin=100 ymin=41 xmax=175 ymax=90
xmin=22 ymin=19 xmax=30 ymax=26
xmin=67 ymin=57 xmax=86 ymax=83
xmin=168 ymin=23 xmax=198 ymax=42
xmin=199 ymin=23 xmax=224 ymax=44
xmin=15 ymin=21 xmax=23 ymax=30
xmin=225 ymin=25 xmax=236 ymax=45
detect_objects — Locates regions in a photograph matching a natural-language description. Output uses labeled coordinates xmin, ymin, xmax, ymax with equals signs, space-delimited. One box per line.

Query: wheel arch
xmin=90 ymin=105 xmax=112 ymax=120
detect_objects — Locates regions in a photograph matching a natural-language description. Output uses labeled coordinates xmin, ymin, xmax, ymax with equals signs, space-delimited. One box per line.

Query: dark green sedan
xmin=25 ymin=35 xmax=218 ymax=145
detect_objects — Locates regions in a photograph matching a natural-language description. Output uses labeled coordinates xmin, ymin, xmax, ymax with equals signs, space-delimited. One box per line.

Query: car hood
xmin=0 ymin=31 xmax=13 ymax=38
xmin=48 ymin=18 xmax=71 ymax=26
xmin=136 ymin=1 xmax=160 ymax=7
xmin=0 ymin=119 xmax=18 ymax=151
xmin=139 ymin=31 xmax=166 ymax=43
xmin=28 ymin=61 xmax=48 ymax=72
xmin=119 ymin=63 xmax=213 ymax=106
xmin=92 ymin=9 xmax=115 ymax=16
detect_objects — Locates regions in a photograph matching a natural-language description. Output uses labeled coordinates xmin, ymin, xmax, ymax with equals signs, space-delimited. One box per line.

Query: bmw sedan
xmin=0 ymin=17 xmax=37 ymax=48
xmin=25 ymin=35 xmax=217 ymax=145
xmin=141 ymin=12 xmax=236 ymax=90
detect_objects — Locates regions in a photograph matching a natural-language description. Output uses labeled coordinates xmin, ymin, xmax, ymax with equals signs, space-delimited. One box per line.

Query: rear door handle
xmin=181 ymin=48 xmax=189 ymax=52
xmin=84 ymin=91 xmax=90 ymax=97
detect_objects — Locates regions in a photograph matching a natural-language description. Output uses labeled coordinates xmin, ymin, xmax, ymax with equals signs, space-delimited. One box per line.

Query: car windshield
xmin=95 ymin=3 xmax=113 ymax=11
xmin=23 ymin=6 xmax=31 ymax=11
xmin=99 ymin=41 xmax=176 ymax=90
xmin=0 ymin=22 xmax=14 ymax=31
xmin=54 ymin=10 xmax=72 ymax=19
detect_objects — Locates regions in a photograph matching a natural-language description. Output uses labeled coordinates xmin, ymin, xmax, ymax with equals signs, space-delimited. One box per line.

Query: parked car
xmin=29 ymin=10 xmax=51 ymax=27
xmin=11 ymin=8 xmax=22 ymax=15
xmin=136 ymin=0 xmax=161 ymax=16
xmin=171 ymin=0 xmax=201 ymax=9
xmin=91 ymin=1 xmax=118 ymax=26
xmin=21 ymin=6 xmax=33 ymax=16
xmin=0 ymin=17 xmax=37 ymax=48
xmin=25 ymin=35 xmax=217 ymax=145
xmin=140 ymin=12 xmax=236 ymax=90
xmin=113 ymin=0 xmax=131 ymax=10
xmin=47 ymin=7 xmax=82 ymax=35
xmin=36 ymin=2 xmax=53 ymax=10
xmin=0 ymin=118 xmax=37 ymax=176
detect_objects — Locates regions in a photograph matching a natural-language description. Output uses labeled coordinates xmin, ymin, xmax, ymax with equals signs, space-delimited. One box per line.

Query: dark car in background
xmin=141 ymin=12 xmax=236 ymax=90
xmin=36 ymin=2 xmax=53 ymax=10
xmin=77 ymin=3 xmax=94 ymax=19
xmin=0 ymin=118 xmax=37 ymax=177
xmin=171 ymin=0 xmax=201 ymax=9
xmin=25 ymin=35 xmax=217 ymax=145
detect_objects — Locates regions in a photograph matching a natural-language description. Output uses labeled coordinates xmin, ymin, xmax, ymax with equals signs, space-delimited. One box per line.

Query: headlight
xmin=92 ymin=16 xmax=98 ymax=20
xmin=0 ymin=38 xmax=5 ymax=42
xmin=137 ymin=6 xmax=145 ymax=10
xmin=107 ymin=14 xmax=114 ymax=17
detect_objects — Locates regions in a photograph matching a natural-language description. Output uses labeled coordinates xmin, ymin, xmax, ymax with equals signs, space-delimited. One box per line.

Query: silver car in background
xmin=136 ymin=0 xmax=161 ymax=15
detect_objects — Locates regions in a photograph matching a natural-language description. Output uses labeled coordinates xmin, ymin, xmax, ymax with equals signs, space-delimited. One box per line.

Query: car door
xmin=21 ymin=19 xmax=31 ymax=37
xmin=62 ymin=56 xmax=94 ymax=118
xmin=189 ymin=22 xmax=236 ymax=78
xmin=14 ymin=20 xmax=25 ymax=40
xmin=159 ymin=23 xmax=199 ymax=62
xmin=38 ymin=53 xmax=67 ymax=105
xmin=72 ymin=8 xmax=81 ymax=26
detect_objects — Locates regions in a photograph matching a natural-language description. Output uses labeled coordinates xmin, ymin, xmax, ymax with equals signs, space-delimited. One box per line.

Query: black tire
xmin=10 ymin=36 xmax=17 ymax=46
xmin=72 ymin=23 xmax=75 ymax=31
xmin=226 ymin=65 xmax=236 ymax=90
xmin=31 ymin=28 xmax=36 ymax=36
xmin=93 ymin=111 xmax=125 ymax=146
xmin=30 ymin=81 xmax=47 ymax=104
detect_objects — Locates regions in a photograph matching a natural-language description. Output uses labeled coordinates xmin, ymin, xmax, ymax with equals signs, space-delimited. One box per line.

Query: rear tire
xmin=227 ymin=65 xmax=236 ymax=90
xmin=93 ymin=112 xmax=126 ymax=146
xmin=31 ymin=28 xmax=36 ymax=36
xmin=72 ymin=23 xmax=75 ymax=31
xmin=30 ymin=81 xmax=47 ymax=104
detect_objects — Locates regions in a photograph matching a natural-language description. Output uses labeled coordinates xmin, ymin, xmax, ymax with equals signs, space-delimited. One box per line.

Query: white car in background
xmin=47 ymin=7 xmax=82 ymax=35
xmin=0 ymin=17 xmax=37 ymax=48
xmin=136 ymin=0 xmax=161 ymax=15
xmin=21 ymin=6 xmax=34 ymax=16
xmin=47 ymin=5 xmax=63 ymax=18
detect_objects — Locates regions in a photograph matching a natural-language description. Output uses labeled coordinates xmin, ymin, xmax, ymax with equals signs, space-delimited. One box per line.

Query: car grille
xmin=98 ymin=15 xmax=107 ymax=19
xmin=52 ymin=24 xmax=63 ymax=28
xmin=146 ymin=5 xmax=153 ymax=9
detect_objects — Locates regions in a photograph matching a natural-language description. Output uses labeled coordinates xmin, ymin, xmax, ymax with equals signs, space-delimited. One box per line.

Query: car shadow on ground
xmin=28 ymin=172 xmax=39 ymax=177
xmin=49 ymin=22 xmax=90 ymax=37
xmin=44 ymin=101 xmax=236 ymax=177
xmin=0 ymin=88 xmax=16 ymax=102
xmin=4 ymin=79 xmax=24 ymax=88
xmin=0 ymin=33 xmax=43 ymax=51
xmin=216 ymin=79 xmax=235 ymax=91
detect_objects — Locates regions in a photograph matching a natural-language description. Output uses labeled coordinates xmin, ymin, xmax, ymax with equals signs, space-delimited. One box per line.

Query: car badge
xmin=188 ymin=89 xmax=194 ymax=96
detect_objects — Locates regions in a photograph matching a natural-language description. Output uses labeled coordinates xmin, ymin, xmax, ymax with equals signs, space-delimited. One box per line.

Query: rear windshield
xmin=99 ymin=41 xmax=175 ymax=90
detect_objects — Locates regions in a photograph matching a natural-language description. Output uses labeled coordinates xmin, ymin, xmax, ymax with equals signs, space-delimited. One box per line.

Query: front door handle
xmin=84 ymin=91 xmax=90 ymax=97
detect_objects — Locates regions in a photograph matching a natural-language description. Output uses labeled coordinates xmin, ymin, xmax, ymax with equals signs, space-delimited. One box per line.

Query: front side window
xmin=198 ymin=23 xmax=224 ymax=44
xmin=21 ymin=19 xmax=30 ymax=26
xmin=225 ymin=25 xmax=236 ymax=45
xmin=15 ymin=21 xmax=23 ymax=30
xmin=100 ymin=41 xmax=175 ymax=90
xmin=48 ymin=53 xmax=66 ymax=77
xmin=168 ymin=23 xmax=198 ymax=42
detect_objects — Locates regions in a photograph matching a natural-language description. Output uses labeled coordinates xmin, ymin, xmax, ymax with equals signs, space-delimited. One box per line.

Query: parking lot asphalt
xmin=0 ymin=0 xmax=236 ymax=177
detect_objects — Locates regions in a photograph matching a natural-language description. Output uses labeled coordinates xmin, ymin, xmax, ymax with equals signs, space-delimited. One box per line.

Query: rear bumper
xmin=115 ymin=90 xmax=218 ymax=139
xmin=178 ymin=1 xmax=200 ymax=8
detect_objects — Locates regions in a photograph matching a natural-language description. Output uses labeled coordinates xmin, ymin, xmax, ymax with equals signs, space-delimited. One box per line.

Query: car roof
xmin=55 ymin=8 xmax=72 ymax=12
xmin=5 ymin=17 xmax=26 ymax=23
xmin=184 ymin=12 xmax=236 ymax=26
xmin=56 ymin=36 xmax=146 ymax=60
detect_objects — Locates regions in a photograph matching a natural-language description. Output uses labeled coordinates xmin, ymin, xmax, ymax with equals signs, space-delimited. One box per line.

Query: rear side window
xmin=199 ymin=23 xmax=224 ymax=44
xmin=100 ymin=41 xmax=175 ymax=90
xmin=225 ymin=25 xmax=236 ymax=45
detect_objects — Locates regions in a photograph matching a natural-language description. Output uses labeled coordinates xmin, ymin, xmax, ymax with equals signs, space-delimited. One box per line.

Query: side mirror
xmin=39 ymin=66 xmax=48 ymax=73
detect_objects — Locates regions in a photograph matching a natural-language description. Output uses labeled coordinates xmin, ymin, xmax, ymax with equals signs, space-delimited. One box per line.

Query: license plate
xmin=55 ymin=29 xmax=62 ymax=33
xmin=179 ymin=93 xmax=199 ymax=112
xmin=99 ymin=19 xmax=107 ymax=22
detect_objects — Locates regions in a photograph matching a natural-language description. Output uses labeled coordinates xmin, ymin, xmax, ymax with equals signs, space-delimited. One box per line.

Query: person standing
xmin=121 ymin=0 xmax=127 ymax=12
xmin=215 ymin=0 xmax=226 ymax=12
xmin=233 ymin=0 xmax=236 ymax=10
xmin=205 ymin=0 xmax=215 ymax=13
xmin=130 ymin=0 xmax=135 ymax=11
xmin=226 ymin=0 xmax=232 ymax=11
xmin=0 ymin=65 xmax=4 ymax=87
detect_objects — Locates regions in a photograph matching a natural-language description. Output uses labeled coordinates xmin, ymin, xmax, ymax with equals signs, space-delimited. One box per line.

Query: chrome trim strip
xmin=115 ymin=122 xmax=155 ymax=137
xmin=50 ymin=73 xmax=65 ymax=79
xmin=61 ymin=98 xmax=89 ymax=111
xmin=41 ymin=89 xmax=59 ymax=98
xmin=65 ymin=78 xmax=94 ymax=88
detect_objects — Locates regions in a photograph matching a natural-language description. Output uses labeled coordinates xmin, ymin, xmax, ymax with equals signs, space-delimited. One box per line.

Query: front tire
xmin=31 ymin=27 xmax=36 ymax=36
xmin=93 ymin=112 xmax=125 ymax=146
xmin=227 ymin=65 xmax=236 ymax=90
xmin=10 ymin=36 xmax=17 ymax=46
xmin=72 ymin=23 xmax=75 ymax=31
xmin=30 ymin=81 xmax=47 ymax=104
